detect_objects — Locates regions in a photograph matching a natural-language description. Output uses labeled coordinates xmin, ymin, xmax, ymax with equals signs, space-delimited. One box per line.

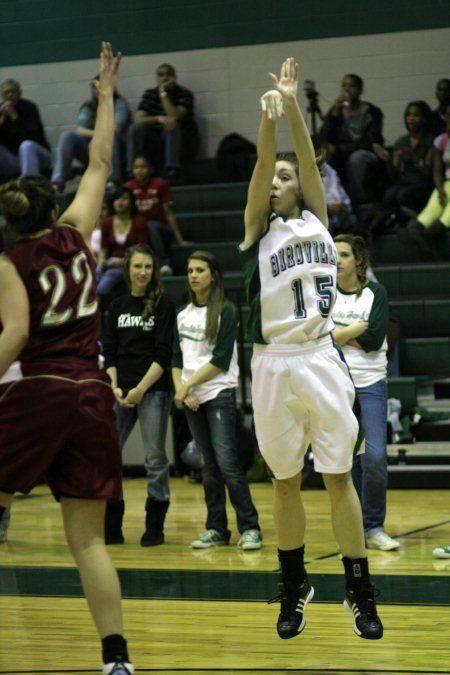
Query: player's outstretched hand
xmin=96 ymin=41 xmax=122 ymax=95
xmin=260 ymin=89 xmax=283 ymax=119
xmin=268 ymin=57 xmax=299 ymax=101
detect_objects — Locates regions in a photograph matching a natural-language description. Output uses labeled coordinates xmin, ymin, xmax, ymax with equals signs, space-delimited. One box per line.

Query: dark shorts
xmin=0 ymin=373 xmax=121 ymax=500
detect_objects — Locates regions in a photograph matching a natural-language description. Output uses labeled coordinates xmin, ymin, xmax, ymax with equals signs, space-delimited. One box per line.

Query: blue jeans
xmin=126 ymin=121 xmax=198 ymax=171
xmin=345 ymin=149 xmax=382 ymax=206
xmin=0 ymin=504 xmax=11 ymax=532
xmin=352 ymin=379 xmax=388 ymax=535
xmin=147 ymin=220 xmax=173 ymax=268
xmin=97 ymin=267 xmax=125 ymax=295
xmin=51 ymin=129 xmax=125 ymax=186
xmin=115 ymin=389 xmax=172 ymax=501
xmin=0 ymin=141 xmax=50 ymax=176
xmin=184 ymin=389 xmax=260 ymax=539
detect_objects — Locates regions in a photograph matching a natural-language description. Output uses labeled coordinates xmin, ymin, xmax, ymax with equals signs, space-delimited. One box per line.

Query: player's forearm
xmin=89 ymin=89 xmax=115 ymax=169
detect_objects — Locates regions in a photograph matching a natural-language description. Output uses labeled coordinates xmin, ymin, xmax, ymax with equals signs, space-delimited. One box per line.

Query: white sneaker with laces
xmin=366 ymin=531 xmax=400 ymax=551
xmin=237 ymin=529 xmax=263 ymax=550
xmin=102 ymin=662 xmax=135 ymax=675
xmin=433 ymin=545 xmax=450 ymax=559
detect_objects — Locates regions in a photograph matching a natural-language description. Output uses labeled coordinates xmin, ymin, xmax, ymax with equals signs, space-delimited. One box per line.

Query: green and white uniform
xmin=240 ymin=211 xmax=361 ymax=478
xmin=333 ymin=281 xmax=388 ymax=388
xmin=172 ymin=301 xmax=239 ymax=404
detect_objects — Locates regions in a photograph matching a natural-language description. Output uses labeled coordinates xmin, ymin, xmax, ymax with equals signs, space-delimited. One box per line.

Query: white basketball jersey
xmin=244 ymin=211 xmax=338 ymax=344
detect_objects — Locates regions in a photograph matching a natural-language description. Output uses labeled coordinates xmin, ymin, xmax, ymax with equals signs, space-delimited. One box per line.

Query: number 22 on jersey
xmin=39 ymin=251 xmax=97 ymax=326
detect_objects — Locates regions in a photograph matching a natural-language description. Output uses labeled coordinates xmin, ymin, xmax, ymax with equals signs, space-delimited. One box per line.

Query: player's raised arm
xmin=243 ymin=89 xmax=282 ymax=249
xmin=59 ymin=42 xmax=122 ymax=242
xmin=271 ymin=58 xmax=328 ymax=227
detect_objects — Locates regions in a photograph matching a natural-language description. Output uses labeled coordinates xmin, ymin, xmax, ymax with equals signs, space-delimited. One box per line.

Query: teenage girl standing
xmin=333 ymin=233 xmax=399 ymax=551
xmin=103 ymin=244 xmax=175 ymax=546
xmin=172 ymin=250 xmax=262 ymax=550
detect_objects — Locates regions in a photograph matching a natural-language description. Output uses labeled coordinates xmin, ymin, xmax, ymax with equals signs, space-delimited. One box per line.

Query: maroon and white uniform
xmin=0 ymin=226 xmax=121 ymax=499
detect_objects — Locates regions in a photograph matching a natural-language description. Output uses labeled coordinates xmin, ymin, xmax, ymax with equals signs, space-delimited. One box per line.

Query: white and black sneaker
xmin=269 ymin=577 xmax=314 ymax=639
xmin=344 ymin=584 xmax=383 ymax=639
xmin=102 ymin=662 xmax=135 ymax=675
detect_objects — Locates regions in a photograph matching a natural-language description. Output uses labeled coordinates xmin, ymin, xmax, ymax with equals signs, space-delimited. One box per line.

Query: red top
xmin=100 ymin=215 xmax=148 ymax=258
xmin=5 ymin=226 xmax=101 ymax=375
xmin=124 ymin=176 xmax=173 ymax=222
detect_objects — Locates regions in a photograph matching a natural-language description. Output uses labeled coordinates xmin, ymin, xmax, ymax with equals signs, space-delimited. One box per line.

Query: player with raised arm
xmin=240 ymin=58 xmax=383 ymax=641
xmin=0 ymin=43 xmax=135 ymax=675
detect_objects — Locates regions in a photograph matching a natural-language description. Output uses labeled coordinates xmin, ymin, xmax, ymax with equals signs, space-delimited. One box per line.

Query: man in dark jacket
xmin=0 ymin=79 xmax=51 ymax=177
xmin=320 ymin=74 xmax=384 ymax=207
xmin=126 ymin=64 xmax=199 ymax=180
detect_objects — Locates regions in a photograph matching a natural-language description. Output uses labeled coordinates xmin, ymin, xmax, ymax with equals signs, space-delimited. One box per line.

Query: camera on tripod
xmin=303 ymin=80 xmax=322 ymax=133
xmin=304 ymin=80 xmax=319 ymax=104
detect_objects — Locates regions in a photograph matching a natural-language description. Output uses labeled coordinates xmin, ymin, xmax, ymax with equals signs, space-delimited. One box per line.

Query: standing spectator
xmin=52 ymin=76 xmax=131 ymax=193
xmin=0 ymin=79 xmax=51 ymax=177
xmin=127 ymin=64 xmax=199 ymax=181
xmin=124 ymin=154 xmax=186 ymax=274
xmin=172 ymin=250 xmax=262 ymax=551
xmin=97 ymin=187 xmax=148 ymax=297
xmin=430 ymin=78 xmax=450 ymax=136
xmin=320 ymin=74 xmax=384 ymax=207
xmin=0 ymin=42 xmax=135 ymax=675
xmin=332 ymin=234 xmax=399 ymax=552
xmin=381 ymin=101 xmax=434 ymax=214
xmin=103 ymin=244 xmax=175 ymax=547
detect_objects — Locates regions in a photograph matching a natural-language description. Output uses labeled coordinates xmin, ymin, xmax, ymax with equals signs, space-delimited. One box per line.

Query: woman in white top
xmin=333 ymin=233 xmax=399 ymax=551
xmin=172 ymin=250 xmax=262 ymax=551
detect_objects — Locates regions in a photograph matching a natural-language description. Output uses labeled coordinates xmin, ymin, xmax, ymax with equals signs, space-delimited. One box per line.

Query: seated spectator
xmin=124 ymin=154 xmax=186 ymax=274
xmin=430 ymin=78 xmax=450 ymax=136
xmin=381 ymin=101 xmax=434 ymax=215
xmin=90 ymin=196 xmax=112 ymax=263
xmin=400 ymin=103 xmax=450 ymax=258
xmin=52 ymin=75 xmax=130 ymax=193
xmin=97 ymin=187 xmax=148 ymax=295
xmin=320 ymin=74 xmax=384 ymax=207
xmin=127 ymin=64 xmax=199 ymax=181
xmin=312 ymin=134 xmax=356 ymax=236
xmin=0 ymin=79 xmax=51 ymax=177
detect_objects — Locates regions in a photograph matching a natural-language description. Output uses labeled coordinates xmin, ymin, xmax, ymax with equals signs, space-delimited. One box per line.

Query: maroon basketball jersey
xmin=5 ymin=226 xmax=101 ymax=376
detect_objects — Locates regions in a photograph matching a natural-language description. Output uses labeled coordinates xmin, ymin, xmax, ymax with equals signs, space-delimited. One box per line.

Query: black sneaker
xmin=344 ymin=584 xmax=383 ymax=639
xmin=269 ymin=578 xmax=314 ymax=639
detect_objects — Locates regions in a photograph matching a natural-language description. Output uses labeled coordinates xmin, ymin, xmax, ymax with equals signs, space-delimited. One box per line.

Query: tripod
xmin=304 ymin=80 xmax=323 ymax=134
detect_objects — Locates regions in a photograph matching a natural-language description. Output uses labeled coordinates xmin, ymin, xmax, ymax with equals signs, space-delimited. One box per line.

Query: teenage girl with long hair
xmin=103 ymin=243 xmax=175 ymax=547
xmin=172 ymin=250 xmax=262 ymax=551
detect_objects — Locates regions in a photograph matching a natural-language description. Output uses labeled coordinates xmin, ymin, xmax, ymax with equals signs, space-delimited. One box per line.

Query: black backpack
xmin=216 ymin=133 xmax=256 ymax=182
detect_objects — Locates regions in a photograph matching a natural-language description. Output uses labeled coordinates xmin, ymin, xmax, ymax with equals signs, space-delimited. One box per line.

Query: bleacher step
xmin=434 ymin=379 xmax=450 ymax=399
xmin=412 ymin=420 xmax=450 ymax=442
xmin=387 ymin=442 xmax=450 ymax=487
